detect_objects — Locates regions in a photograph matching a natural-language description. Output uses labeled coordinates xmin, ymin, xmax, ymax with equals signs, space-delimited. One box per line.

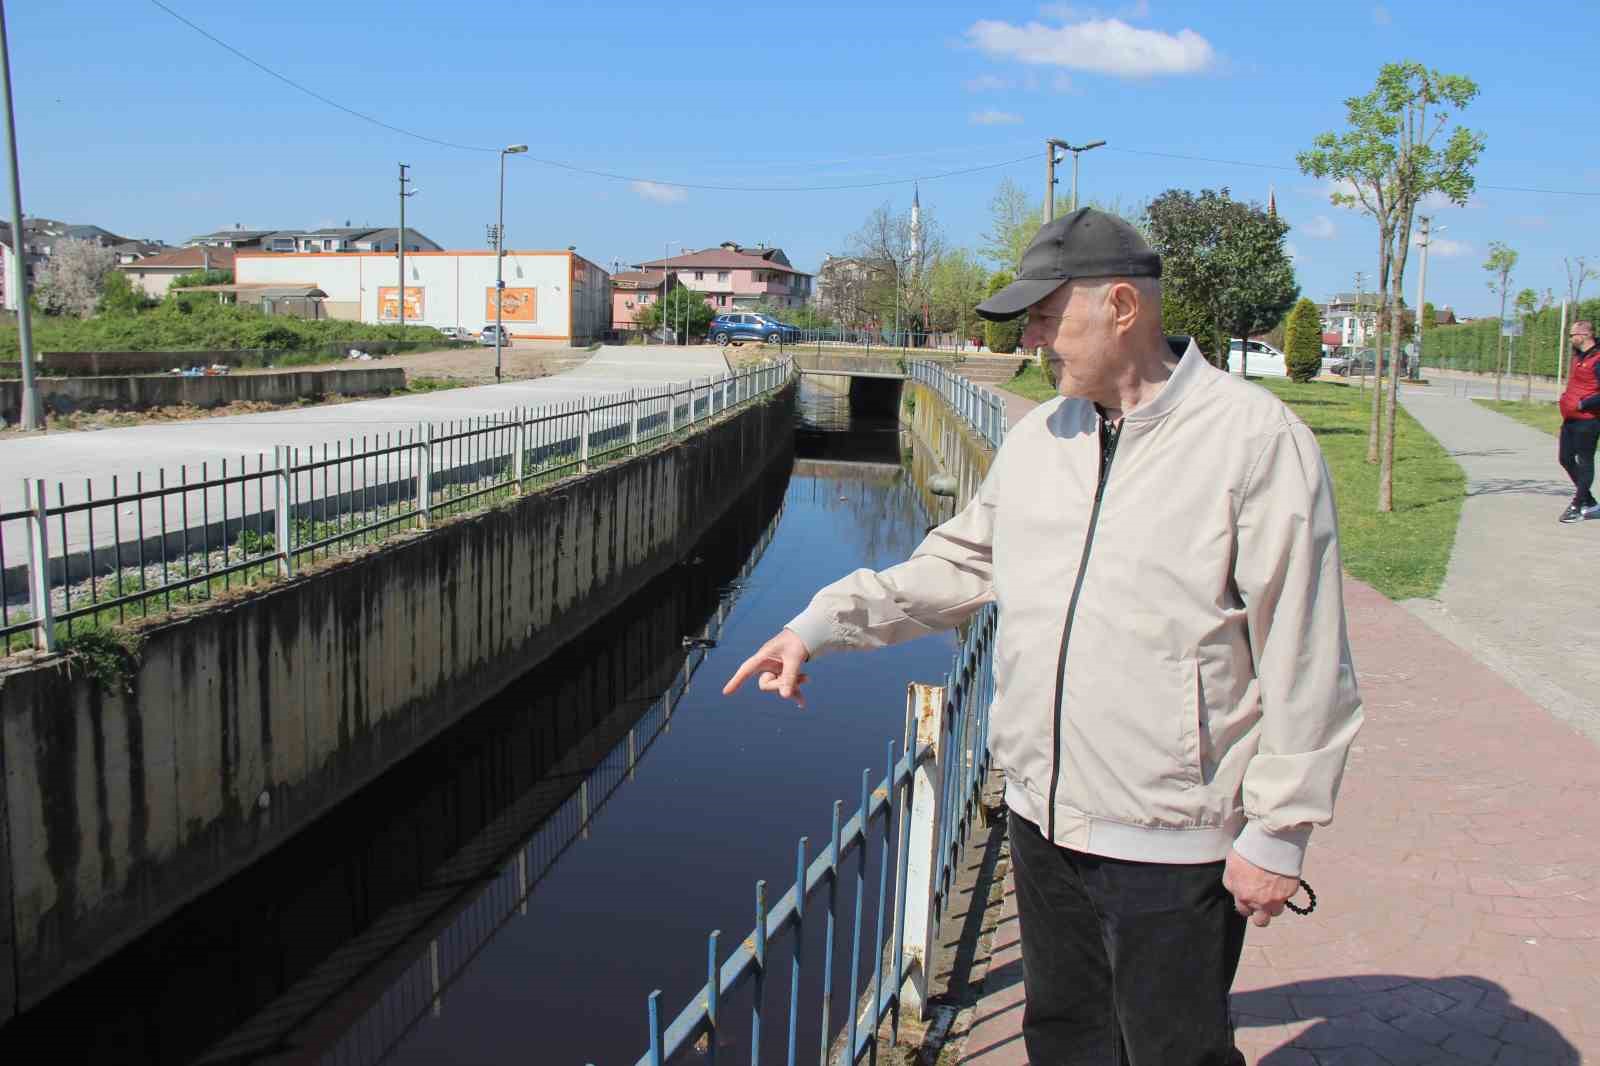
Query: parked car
xmin=709 ymin=312 xmax=801 ymax=346
xmin=1334 ymin=348 xmax=1391 ymax=376
xmin=478 ymin=325 xmax=512 ymax=347
xmin=1226 ymin=338 xmax=1289 ymax=377
xmin=439 ymin=326 xmax=471 ymax=341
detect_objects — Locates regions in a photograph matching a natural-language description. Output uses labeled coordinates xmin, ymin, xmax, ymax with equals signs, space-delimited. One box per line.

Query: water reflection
xmin=1 ymin=383 xmax=957 ymax=1066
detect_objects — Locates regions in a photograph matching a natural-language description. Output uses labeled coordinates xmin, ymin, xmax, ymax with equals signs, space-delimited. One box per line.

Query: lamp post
xmin=1047 ymin=139 xmax=1106 ymax=213
xmin=663 ymin=240 xmax=680 ymax=345
xmin=1 ymin=0 xmax=40 ymax=429
xmin=493 ymin=145 xmax=527 ymax=383
xmin=1413 ymin=217 xmax=1441 ymax=382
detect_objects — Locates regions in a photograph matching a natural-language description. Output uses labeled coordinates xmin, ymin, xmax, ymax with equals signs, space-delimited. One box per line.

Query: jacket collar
xmin=1121 ymin=336 xmax=1208 ymax=425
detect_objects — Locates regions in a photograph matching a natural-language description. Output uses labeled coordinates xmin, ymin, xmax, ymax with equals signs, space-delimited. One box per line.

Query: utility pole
xmin=1413 ymin=216 xmax=1432 ymax=382
xmin=1046 ymin=139 xmax=1107 ymax=215
xmin=1 ymin=0 xmax=40 ymax=430
xmin=1045 ymin=141 xmax=1060 ymax=222
xmin=398 ymin=163 xmax=411 ymax=330
xmin=1558 ymin=299 xmax=1569 ymax=393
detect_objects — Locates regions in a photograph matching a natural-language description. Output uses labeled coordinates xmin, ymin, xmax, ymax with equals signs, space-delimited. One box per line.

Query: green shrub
xmin=982 ymin=271 xmax=1024 ymax=354
xmin=1283 ymin=297 xmax=1323 ymax=382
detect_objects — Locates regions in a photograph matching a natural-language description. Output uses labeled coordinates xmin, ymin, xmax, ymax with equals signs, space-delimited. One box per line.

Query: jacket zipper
xmin=1045 ymin=414 xmax=1122 ymax=841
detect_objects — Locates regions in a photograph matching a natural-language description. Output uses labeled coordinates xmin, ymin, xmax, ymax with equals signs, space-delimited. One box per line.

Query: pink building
xmin=611 ymin=269 xmax=678 ymax=332
xmin=634 ymin=242 xmax=813 ymax=314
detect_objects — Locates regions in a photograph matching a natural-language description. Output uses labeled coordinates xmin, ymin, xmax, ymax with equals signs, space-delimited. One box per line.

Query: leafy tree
xmin=850 ymin=201 xmax=942 ymax=339
xmin=927 ymin=249 xmax=989 ymax=343
xmin=982 ymin=271 xmax=1024 ymax=354
xmin=1283 ymin=297 xmax=1324 ymax=382
xmin=1298 ymin=62 xmax=1483 ymax=511
xmin=35 ymin=238 xmax=118 ymax=317
xmin=1483 ymin=241 xmax=1517 ymax=400
xmin=980 ymin=178 xmax=1042 ymax=271
xmin=636 ymin=285 xmax=714 ymax=342
xmin=1144 ymin=187 xmax=1298 ymax=373
xmin=99 ymin=271 xmax=155 ymax=316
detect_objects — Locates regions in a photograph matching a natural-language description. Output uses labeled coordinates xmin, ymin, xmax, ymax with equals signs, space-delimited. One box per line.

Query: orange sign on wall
xmin=377 ymin=287 xmax=424 ymax=322
xmin=487 ymin=287 xmax=537 ymax=322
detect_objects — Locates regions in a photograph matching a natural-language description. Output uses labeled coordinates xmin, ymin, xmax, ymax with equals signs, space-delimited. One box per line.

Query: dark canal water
xmin=6 ymin=379 xmax=955 ymax=1065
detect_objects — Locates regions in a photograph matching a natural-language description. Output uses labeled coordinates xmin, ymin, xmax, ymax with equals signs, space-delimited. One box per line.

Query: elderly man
xmin=725 ymin=209 xmax=1363 ymax=1065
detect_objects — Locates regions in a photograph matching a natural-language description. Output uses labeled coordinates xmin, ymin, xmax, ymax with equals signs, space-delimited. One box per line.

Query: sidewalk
xmin=1396 ymin=388 xmax=1600 ymax=745
xmin=954 ymin=386 xmax=1600 ymax=1064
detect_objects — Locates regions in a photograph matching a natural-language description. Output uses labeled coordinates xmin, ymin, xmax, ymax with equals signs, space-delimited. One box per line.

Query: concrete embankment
xmin=0 ymin=381 xmax=795 ymax=1023
xmin=0 ymin=367 xmax=406 ymax=422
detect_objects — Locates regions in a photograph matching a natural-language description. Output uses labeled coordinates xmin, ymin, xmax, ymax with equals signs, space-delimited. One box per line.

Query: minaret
xmin=909 ymin=183 xmax=923 ymax=268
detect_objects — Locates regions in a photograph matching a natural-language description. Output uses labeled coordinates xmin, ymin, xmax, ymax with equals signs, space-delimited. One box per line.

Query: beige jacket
xmin=787 ymin=339 xmax=1362 ymax=877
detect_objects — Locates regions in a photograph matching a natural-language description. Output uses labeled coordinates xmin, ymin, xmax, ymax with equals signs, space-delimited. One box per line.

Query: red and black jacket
xmin=1559 ymin=344 xmax=1600 ymax=421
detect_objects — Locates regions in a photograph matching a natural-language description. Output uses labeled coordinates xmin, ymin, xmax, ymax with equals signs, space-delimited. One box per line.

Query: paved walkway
xmin=1396 ymin=388 xmax=1600 ymax=746
xmin=954 ymin=386 xmax=1600 ymax=1064
xmin=0 ymin=345 xmax=735 ymax=570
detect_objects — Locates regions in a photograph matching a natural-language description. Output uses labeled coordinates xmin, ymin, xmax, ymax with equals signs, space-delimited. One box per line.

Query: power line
xmin=148 ymin=1 xmax=1600 ymax=200
xmin=145 ymin=0 xmax=1033 ymax=192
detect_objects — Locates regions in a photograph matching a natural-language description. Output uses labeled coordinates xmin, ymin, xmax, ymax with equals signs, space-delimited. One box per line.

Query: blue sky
xmin=9 ymin=1 xmax=1597 ymax=316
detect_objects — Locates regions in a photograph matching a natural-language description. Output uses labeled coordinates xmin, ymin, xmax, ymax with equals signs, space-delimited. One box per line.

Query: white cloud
xmin=1051 ymin=73 xmax=1077 ymax=92
xmin=970 ymin=109 xmax=1025 ymax=125
xmin=1302 ymin=215 xmax=1337 ymax=239
xmin=631 ymin=181 xmax=686 ymax=204
xmin=1416 ymin=234 xmax=1472 ymax=258
xmin=966 ymin=17 xmax=1215 ymax=78
xmin=964 ymin=74 xmax=1014 ymax=92
xmin=1373 ymin=6 xmax=1392 ymax=25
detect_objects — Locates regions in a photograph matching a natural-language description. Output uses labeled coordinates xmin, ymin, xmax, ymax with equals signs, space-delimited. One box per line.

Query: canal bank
xmin=0 ymin=375 xmax=796 ymax=1023
xmin=0 ymin=375 xmax=980 ymax=1065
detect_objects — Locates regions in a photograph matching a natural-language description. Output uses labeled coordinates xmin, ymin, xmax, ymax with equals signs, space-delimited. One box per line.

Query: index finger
xmin=723 ymin=652 xmax=778 ymax=696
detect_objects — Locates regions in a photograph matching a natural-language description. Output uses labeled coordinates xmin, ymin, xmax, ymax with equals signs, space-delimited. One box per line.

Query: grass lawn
xmin=1472 ymin=398 xmax=1562 ymax=437
xmin=998 ymin=367 xmax=1466 ymax=601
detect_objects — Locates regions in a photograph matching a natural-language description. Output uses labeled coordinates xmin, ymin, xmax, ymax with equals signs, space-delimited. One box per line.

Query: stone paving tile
xmin=955 ymin=578 xmax=1600 ymax=1065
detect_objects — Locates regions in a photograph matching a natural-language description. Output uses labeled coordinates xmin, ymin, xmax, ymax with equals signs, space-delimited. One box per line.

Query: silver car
xmin=478 ymin=326 xmax=511 ymax=347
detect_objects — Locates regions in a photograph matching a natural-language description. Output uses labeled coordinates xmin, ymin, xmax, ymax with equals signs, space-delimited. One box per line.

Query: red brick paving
xmin=958 ymin=578 xmax=1600 ymax=1065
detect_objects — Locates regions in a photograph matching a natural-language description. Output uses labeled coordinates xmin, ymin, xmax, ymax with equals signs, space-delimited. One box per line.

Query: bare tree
xmin=35 ymin=238 xmax=119 ymax=317
xmin=1565 ymin=256 xmax=1595 ymax=313
xmin=849 ymin=201 xmax=943 ymax=340
xmin=1484 ymin=241 xmax=1518 ymax=402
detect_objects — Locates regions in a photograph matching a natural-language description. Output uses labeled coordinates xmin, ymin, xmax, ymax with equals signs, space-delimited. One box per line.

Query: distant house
xmin=119 ymin=246 xmax=237 ymax=298
xmin=1319 ymin=292 xmax=1383 ymax=347
xmin=1434 ymin=305 xmax=1457 ymax=326
xmin=633 ymin=242 xmax=813 ymax=313
xmin=0 ymin=217 xmax=165 ymax=286
xmin=611 ymin=269 xmax=679 ymax=333
xmin=187 ymin=225 xmax=442 ymax=254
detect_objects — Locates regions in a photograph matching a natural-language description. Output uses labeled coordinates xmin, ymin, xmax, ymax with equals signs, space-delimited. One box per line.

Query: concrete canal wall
xmin=0 ymin=383 xmax=795 ymax=1023
xmin=901 ymin=378 xmax=995 ymax=517
xmin=0 ymin=367 xmax=406 ymax=422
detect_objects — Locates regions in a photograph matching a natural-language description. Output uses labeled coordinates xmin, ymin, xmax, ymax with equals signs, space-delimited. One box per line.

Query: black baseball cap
xmin=975 ymin=207 xmax=1162 ymax=322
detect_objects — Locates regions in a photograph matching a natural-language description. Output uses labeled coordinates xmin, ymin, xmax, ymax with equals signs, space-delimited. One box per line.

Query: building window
xmin=717 ymin=271 xmax=729 ymax=282
xmin=694 ymin=271 xmax=704 ymax=281
xmin=752 ymin=271 xmax=764 ymax=283
xmin=716 ymin=294 xmax=727 ymax=307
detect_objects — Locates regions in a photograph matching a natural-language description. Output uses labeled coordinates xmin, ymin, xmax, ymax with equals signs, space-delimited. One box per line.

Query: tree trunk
xmin=1368 ymin=231 xmax=1392 ymax=466
xmin=1494 ymin=286 xmax=1507 ymax=401
xmin=1379 ymin=218 xmax=1414 ymax=513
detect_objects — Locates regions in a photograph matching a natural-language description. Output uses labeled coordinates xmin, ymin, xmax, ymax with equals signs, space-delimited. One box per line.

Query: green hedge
xmin=1423 ymin=298 xmax=1600 ymax=378
xmin=0 ymin=296 xmax=451 ymax=361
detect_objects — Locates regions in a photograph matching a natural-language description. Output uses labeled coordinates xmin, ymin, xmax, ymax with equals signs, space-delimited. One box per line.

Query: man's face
xmin=1018 ymin=280 xmax=1118 ymax=398
xmin=1572 ymin=324 xmax=1595 ymax=353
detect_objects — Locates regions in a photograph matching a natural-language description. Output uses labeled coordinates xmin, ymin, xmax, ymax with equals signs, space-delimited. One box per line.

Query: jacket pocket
xmin=1178 ymin=656 xmax=1202 ymax=788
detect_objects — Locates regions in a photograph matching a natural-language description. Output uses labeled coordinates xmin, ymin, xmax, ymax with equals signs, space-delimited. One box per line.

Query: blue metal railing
xmin=905 ymin=360 xmax=1007 ymax=449
xmin=624 ymin=603 xmax=998 ymax=1066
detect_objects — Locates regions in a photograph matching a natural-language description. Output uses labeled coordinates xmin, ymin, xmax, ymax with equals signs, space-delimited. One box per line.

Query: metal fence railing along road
xmin=906 ymin=360 xmax=1008 ymax=449
xmin=1 ymin=358 xmax=795 ymax=654
xmin=619 ymin=365 xmax=1006 ymax=1066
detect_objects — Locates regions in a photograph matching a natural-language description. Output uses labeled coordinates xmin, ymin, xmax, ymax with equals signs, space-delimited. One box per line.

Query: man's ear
xmin=1107 ymin=281 xmax=1141 ymax=333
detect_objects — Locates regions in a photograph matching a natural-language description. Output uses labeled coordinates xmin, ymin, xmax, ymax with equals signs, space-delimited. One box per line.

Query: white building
xmin=235 ymin=249 xmax=611 ymax=344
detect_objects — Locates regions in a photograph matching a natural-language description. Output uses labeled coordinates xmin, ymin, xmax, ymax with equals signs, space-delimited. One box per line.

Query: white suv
xmin=1227 ymin=339 xmax=1289 ymax=377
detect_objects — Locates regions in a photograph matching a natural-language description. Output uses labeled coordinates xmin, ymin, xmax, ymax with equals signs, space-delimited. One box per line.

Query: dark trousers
xmin=1008 ymin=810 xmax=1246 ymax=1066
xmin=1559 ymin=418 xmax=1600 ymax=507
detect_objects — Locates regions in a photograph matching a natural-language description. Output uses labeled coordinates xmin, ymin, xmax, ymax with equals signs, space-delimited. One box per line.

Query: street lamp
xmin=663 ymin=240 xmax=681 ymax=345
xmin=1048 ymin=139 xmax=1106 ymax=213
xmin=495 ymin=144 xmax=528 ymax=383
